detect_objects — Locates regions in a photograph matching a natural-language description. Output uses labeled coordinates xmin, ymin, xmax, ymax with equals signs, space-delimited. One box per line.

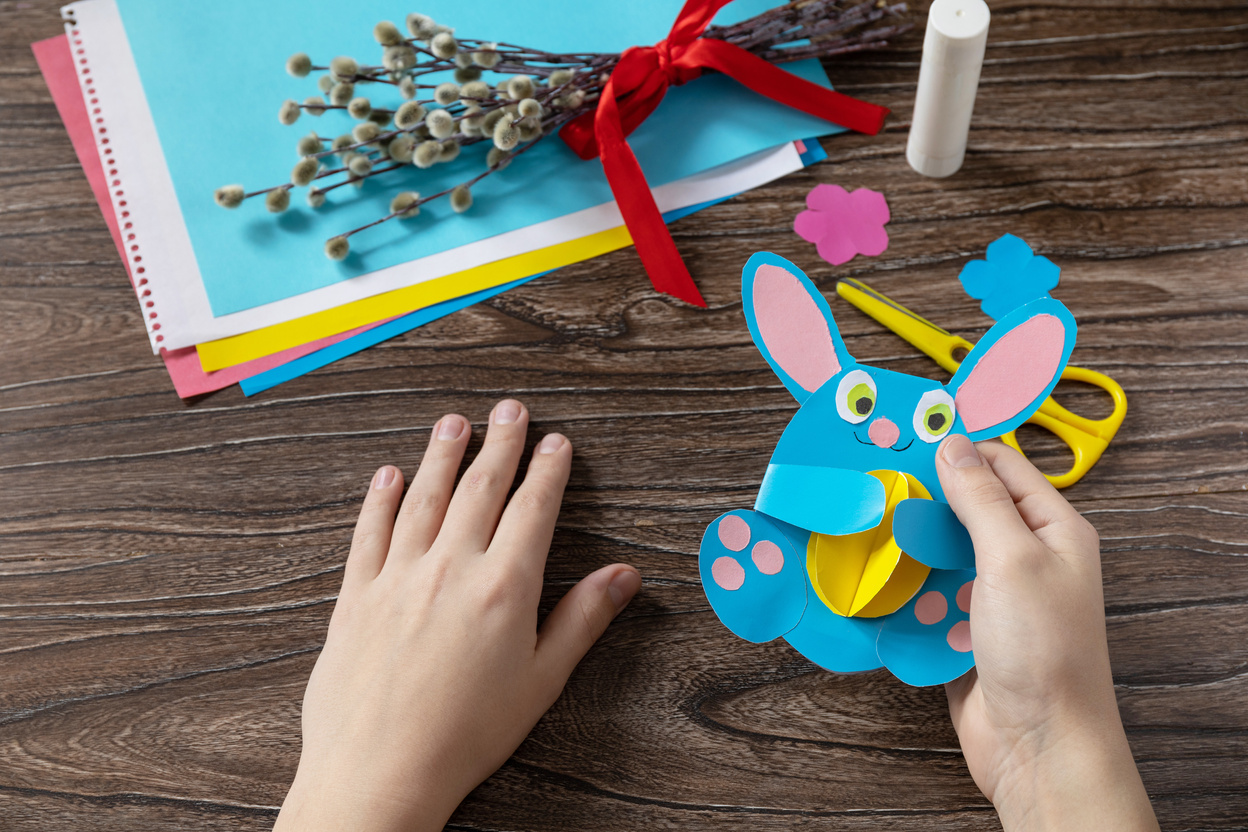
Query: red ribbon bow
xmin=560 ymin=0 xmax=890 ymax=306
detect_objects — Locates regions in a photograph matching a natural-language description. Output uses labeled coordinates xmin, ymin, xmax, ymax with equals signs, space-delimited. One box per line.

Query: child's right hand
xmin=935 ymin=435 xmax=1159 ymax=831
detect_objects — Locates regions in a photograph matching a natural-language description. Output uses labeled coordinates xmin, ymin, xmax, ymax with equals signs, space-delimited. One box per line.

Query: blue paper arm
xmin=892 ymin=498 xmax=975 ymax=570
xmin=754 ymin=464 xmax=886 ymax=536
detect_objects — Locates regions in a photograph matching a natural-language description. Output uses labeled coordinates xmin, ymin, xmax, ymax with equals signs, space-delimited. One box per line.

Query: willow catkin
xmin=434 ymin=83 xmax=460 ymax=106
xmin=296 ymin=132 xmax=323 ymax=156
xmin=278 ymin=99 xmax=301 ymax=125
xmin=265 ymin=187 xmax=291 ymax=213
xmin=325 ymin=235 xmax=350 ymax=260
xmin=492 ymin=113 xmax=519 ymax=150
xmin=506 ymin=75 xmax=535 ymax=100
xmin=214 ymin=184 xmax=245 ymax=208
xmin=390 ymin=191 xmax=421 ymax=218
xmin=426 ymin=109 xmax=456 ymax=139
xmin=286 ymin=53 xmax=312 ymax=78
xmin=406 ymin=12 xmax=436 ymax=39
xmin=291 ymin=156 xmax=319 ymax=186
xmin=388 ymin=133 xmax=416 ymax=163
xmin=412 ymin=140 xmax=440 ymax=169
xmin=330 ymin=82 xmax=355 ymax=106
xmin=430 ymin=32 xmax=458 ymax=59
xmin=438 ymin=140 xmax=461 ymax=162
xmin=395 ymin=101 xmax=427 ymax=130
xmin=352 ymin=122 xmax=381 ymax=143
xmin=329 ymin=56 xmax=358 ymax=81
xmin=473 ymin=42 xmax=501 ymax=68
xmin=449 ymin=185 xmax=473 ymax=213
xmin=373 ymin=21 xmax=403 ymax=46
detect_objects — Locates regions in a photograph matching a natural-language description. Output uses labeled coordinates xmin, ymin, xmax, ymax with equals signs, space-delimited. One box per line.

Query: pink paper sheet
xmin=33 ymin=34 xmax=387 ymax=398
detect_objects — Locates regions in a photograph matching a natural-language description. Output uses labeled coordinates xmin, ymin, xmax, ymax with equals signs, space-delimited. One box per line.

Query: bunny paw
xmin=699 ymin=510 xmax=808 ymax=643
xmin=875 ymin=568 xmax=977 ymax=686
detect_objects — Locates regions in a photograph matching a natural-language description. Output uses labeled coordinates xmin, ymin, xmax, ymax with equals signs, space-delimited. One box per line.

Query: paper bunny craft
xmin=699 ymin=252 xmax=1077 ymax=686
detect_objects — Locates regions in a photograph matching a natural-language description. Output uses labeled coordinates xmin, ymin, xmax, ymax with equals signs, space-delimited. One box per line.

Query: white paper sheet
xmin=66 ymin=0 xmax=805 ymax=353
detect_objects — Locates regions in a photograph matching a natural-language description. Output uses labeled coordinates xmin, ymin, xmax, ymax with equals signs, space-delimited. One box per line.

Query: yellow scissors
xmin=836 ymin=278 xmax=1127 ymax=489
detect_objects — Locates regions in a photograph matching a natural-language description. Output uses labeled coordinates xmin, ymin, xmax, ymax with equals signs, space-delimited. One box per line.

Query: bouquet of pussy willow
xmin=214 ymin=0 xmax=910 ymax=305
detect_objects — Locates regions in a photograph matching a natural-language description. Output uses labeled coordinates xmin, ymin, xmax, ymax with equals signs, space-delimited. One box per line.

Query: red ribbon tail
xmin=596 ymin=92 xmax=707 ymax=307
xmin=688 ymin=39 xmax=890 ymax=136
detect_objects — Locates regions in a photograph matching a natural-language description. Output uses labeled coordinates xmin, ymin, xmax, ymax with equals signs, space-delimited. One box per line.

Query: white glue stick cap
xmin=906 ymin=0 xmax=990 ymax=178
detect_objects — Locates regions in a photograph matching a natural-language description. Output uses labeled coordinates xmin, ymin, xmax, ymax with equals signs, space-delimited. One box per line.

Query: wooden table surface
xmin=3 ymin=1 xmax=1247 ymax=829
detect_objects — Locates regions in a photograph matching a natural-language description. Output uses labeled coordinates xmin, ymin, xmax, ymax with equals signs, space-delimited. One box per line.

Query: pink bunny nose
xmin=868 ymin=417 xmax=900 ymax=448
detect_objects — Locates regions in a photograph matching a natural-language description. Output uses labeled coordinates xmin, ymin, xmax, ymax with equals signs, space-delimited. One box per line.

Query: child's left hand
xmin=274 ymin=399 xmax=641 ymax=832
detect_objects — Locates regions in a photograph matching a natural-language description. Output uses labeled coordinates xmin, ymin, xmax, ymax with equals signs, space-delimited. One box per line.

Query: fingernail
xmin=607 ymin=569 xmax=641 ymax=612
xmin=493 ymin=399 xmax=521 ymax=425
xmin=437 ymin=415 xmax=464 ymax=440
xmin=372 ymin=466 xmax=396 ymax=489
xmin=942 ymin=434 xmax=982 ymax=469
xmin=536 ymin=433 xmax=564 ymax=454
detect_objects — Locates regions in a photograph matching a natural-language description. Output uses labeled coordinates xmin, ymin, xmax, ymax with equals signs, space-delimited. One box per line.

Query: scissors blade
xmin=836 ymin=278 xmax=953 ymax=336
xmin=835 ymin=279 xmax=970 ymax=374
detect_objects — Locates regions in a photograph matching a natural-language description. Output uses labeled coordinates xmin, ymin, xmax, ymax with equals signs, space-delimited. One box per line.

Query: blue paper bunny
xmin=699 ymin=252 xmax=1077 ymax=686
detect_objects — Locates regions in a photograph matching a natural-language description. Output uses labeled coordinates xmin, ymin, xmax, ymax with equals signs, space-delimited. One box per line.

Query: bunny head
xmin=742 ymin=252 xmax=1077 ymax=503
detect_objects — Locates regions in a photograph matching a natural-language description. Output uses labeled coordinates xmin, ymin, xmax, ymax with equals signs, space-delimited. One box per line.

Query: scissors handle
xmin=999 ymin=365 xmax=1128 ymax=489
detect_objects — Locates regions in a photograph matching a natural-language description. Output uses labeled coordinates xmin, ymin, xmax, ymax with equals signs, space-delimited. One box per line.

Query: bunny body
xmin=699 ymin=252 xmax=1077 ymax=686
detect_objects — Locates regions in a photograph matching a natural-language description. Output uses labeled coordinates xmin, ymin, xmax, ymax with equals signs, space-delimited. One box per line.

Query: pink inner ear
xmin=955 ymin=314 xmax=1066 ymax=432
xmin=753 ymin=264 xmax=840 ymax=392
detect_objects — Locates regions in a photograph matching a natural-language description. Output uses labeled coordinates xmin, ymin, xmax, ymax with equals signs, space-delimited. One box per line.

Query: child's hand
xmin=274 ymin=400 xmax=641 ymax=832
xmin=935 ymin=435 xmax=1159 ymax=831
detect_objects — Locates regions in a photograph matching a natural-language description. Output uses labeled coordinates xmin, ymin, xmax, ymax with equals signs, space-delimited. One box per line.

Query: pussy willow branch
xmin=220 ymin=0 xmax=909 ymax=258
xmin=339 ymin=133 xmax=549 ymax=238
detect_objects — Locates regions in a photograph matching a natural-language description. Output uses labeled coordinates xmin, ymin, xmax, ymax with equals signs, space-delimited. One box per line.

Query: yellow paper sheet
xmin=197 ymin=224 xmax=635 ymax=372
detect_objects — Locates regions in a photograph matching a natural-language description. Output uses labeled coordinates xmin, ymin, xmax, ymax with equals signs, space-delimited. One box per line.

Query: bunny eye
xmin=835 ymin=370 xmax=877 ymax=424
xmin=913 ymin=389 xmax=956 ymax=443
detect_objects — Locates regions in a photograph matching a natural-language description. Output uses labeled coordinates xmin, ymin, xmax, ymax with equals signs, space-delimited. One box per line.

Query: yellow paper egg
xmin=805 ymin=470 xmax=932 ymax=618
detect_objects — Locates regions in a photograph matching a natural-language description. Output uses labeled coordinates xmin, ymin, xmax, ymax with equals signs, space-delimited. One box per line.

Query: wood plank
xmin=1 ymin=0 xmax=1246 ymax=828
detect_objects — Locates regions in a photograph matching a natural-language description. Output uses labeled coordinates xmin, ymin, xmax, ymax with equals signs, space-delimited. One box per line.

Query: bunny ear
xmin=948 ymin=298 xmax=1077 ymax=441
xmin=742 ymin=252 xmax=853 ymax=403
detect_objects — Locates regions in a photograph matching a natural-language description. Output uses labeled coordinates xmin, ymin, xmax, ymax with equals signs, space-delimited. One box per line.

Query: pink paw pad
xmin=717 ymin=515 xmax=751 ymax=552
xmin=956 ymin=580 xmax=974 ymax=613
xmin=751 ymin=540 xmax=784 ymax=575
xmin=711 ymin=556 xmax=746 ymax=591
xmin=914 ymin=590 xmax=948 ymax=625
xmin=947 ymin=620 xmax=972 ymax=653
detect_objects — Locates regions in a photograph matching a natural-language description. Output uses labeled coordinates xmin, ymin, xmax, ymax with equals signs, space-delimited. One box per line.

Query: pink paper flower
xmin=794 ymin=184 xmax=891 ymax=266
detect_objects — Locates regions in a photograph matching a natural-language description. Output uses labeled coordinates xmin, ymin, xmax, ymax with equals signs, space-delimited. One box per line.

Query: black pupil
xmin=854 ymin=396 xmax=872 ymax=415
xmin=927 ymin=412 xmax=947 ymax=431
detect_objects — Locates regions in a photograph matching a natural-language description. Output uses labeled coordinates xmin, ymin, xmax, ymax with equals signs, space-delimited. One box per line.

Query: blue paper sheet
xmin=239 ymin=190 xmax=743 ymax=394
xmin=240 ymin=275 xmax=539 ymax=395
xmin=115 ymin=0 xmax=848 ymax=316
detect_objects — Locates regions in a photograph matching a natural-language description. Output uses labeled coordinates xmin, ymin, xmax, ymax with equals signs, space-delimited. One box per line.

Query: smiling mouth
xmin=854 ymin=433 xmax=914 ymax=452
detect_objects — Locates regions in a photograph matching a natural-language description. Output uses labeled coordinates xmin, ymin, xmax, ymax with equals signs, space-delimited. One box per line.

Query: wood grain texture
xmin=2 ymin=0 xmax=1247 ymax=829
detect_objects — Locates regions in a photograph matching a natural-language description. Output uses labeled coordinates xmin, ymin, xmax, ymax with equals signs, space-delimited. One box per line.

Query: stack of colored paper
xmin=36 ymin=0 xmax=848 ymax=398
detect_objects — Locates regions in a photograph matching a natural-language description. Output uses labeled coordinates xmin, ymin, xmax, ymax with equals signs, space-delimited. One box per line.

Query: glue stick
xmin=906 ymin=0 xmax=990 ymax=178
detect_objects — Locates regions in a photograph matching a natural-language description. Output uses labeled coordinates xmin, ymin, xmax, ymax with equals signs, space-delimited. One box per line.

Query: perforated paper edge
xmin=62 ymin=0 xmax=198 ymax=353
